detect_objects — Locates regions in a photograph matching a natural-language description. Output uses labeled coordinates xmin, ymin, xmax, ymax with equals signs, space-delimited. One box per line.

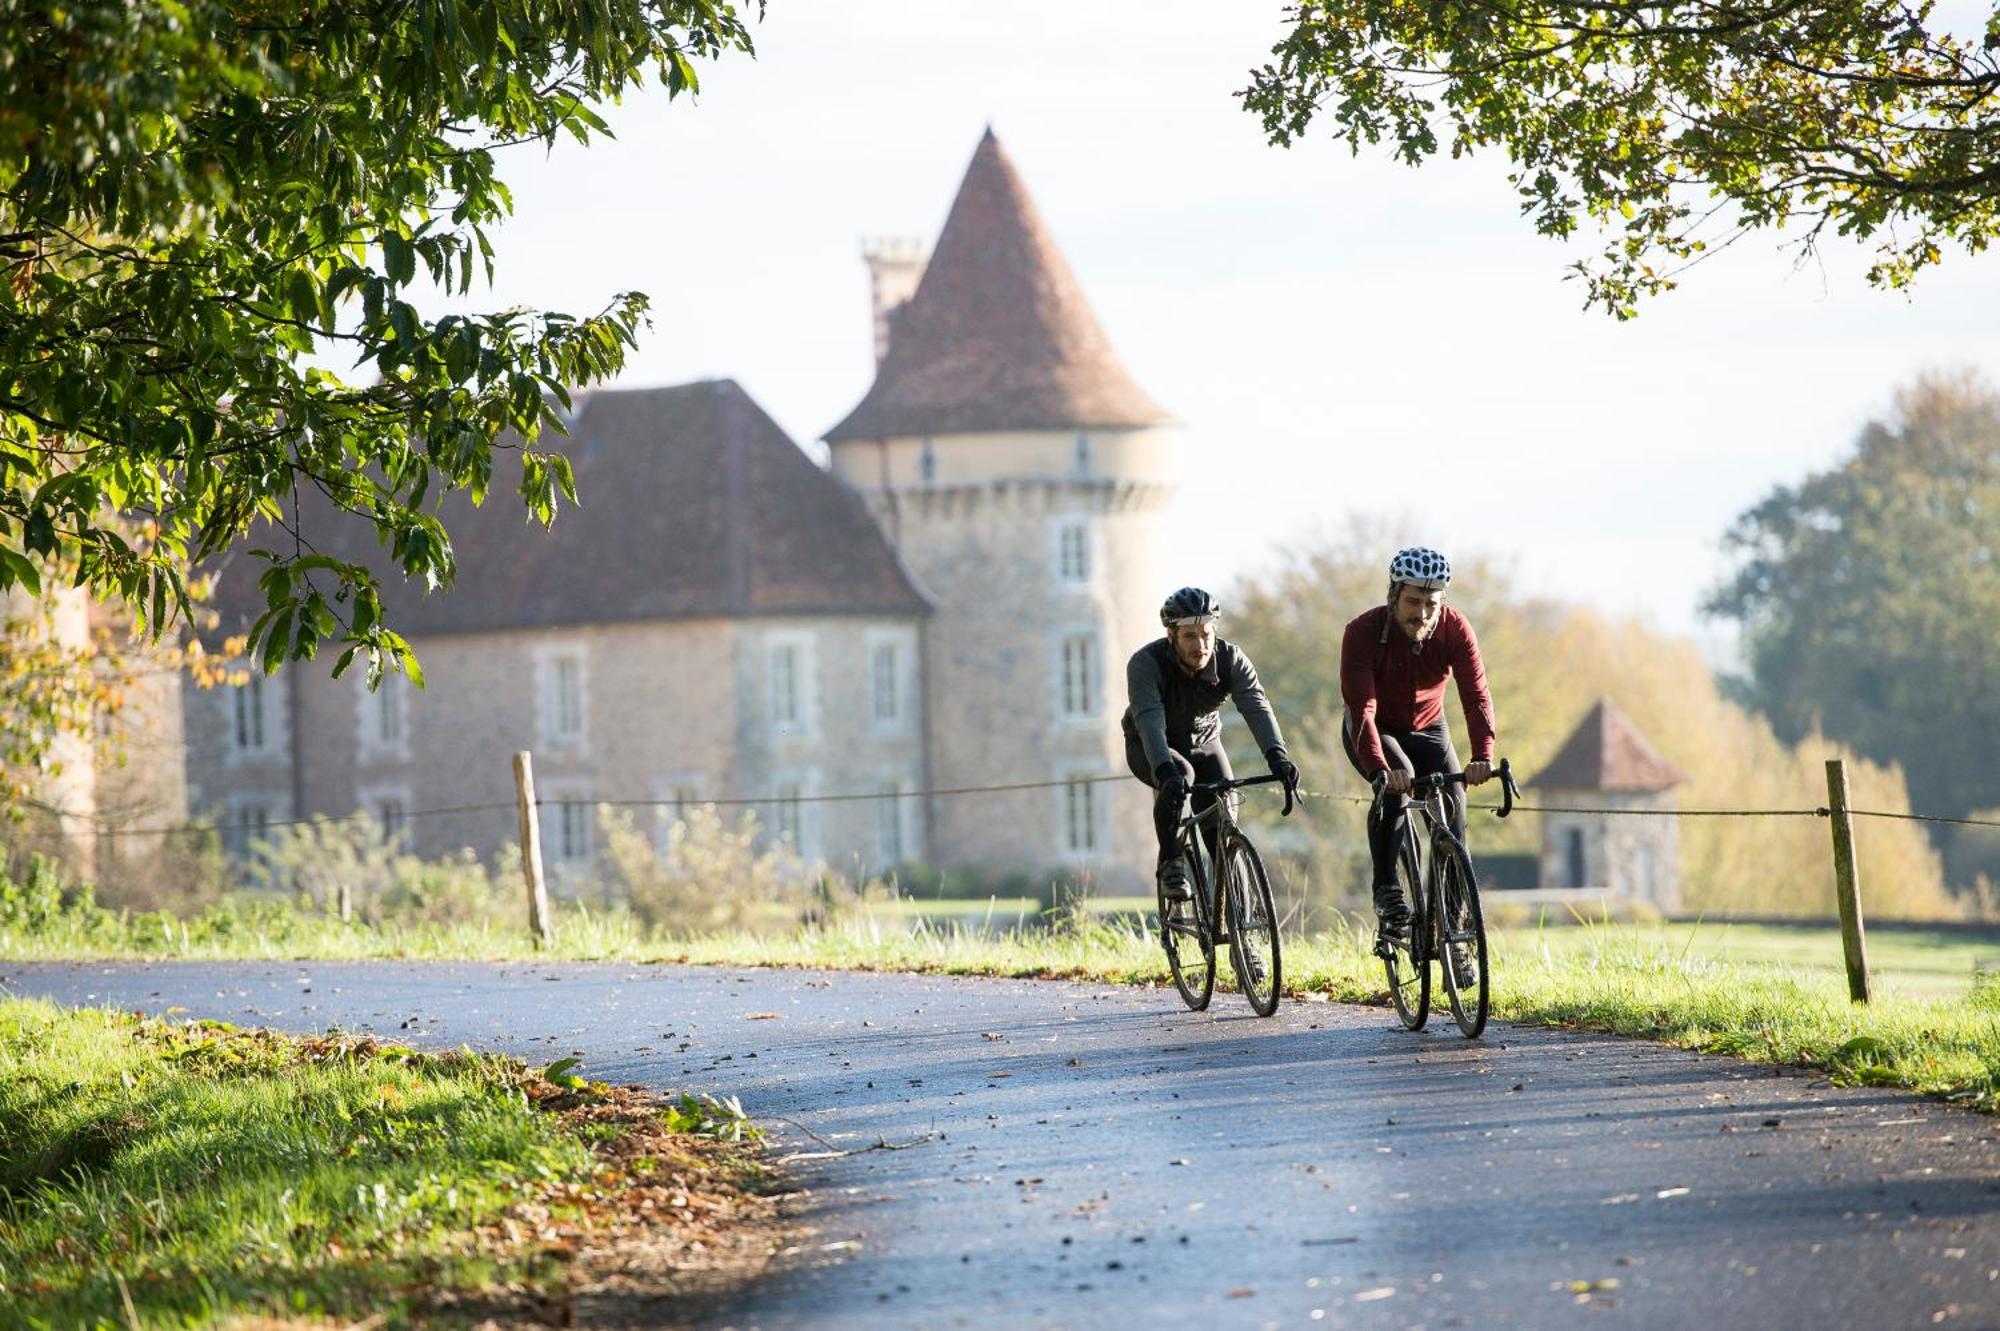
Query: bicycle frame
xmin=1175 ymin=772 xmax=1290 ymax=917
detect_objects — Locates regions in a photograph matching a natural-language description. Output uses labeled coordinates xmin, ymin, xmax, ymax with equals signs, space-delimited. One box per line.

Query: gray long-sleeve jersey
xmin=1120 ymin=636 xmax=1287 ymax=774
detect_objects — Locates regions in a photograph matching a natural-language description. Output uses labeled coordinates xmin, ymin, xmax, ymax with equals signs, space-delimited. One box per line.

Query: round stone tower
xmin=825 ymin=129 xmax=1177 ymax=883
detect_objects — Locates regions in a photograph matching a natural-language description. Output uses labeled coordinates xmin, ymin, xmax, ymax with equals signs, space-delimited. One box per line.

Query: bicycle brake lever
xmin=1495 ymin=758 xmax=1519 ymax=819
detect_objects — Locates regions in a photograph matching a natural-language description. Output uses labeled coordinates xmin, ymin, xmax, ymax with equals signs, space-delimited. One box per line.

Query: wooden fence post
xmin=1824 ymin=758 xmax=1871 ymax=1004
xmin=514 ymin=751 xmax=554 ymax=948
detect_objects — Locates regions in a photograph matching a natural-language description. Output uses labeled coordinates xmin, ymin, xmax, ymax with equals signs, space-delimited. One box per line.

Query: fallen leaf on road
xmin=1355 ymin=1287 xmax=1395 ymax=1302
xmin=982 ymin=1032 xmax=1005 ymax=1041
xmin=1601 ymin=1194 xmax=1639 ymax=1205
xmin=1227 ymin=1286 xmax=1256 ymax=1298
xmin=1170 ymin=1158 xmax=1191 ymax=1166
xmin=744 ymin=1012 xmax=781 ymax=1021
xmin=1657 ymin=1187 xmax=1690 ymax=1199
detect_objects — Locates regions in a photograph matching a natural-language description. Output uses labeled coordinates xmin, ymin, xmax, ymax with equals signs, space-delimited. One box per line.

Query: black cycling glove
xmin=1155 ymin=762 xmax=1189 ymax=807
xmin=1265 ymin=747 xmax=1300 ymax=795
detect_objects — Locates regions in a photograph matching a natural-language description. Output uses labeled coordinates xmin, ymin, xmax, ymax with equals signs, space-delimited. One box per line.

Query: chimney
xmin=861 ymin=237 xmax=927 ymax=367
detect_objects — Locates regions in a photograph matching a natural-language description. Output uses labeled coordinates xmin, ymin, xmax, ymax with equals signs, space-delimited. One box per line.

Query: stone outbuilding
xmin=1531 ymin=699 xmax=1689 ymax=912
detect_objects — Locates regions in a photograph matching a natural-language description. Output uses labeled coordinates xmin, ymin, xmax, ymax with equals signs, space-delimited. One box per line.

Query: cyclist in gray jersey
xmin=1121 ymin=587 xmax=1301 ymax=901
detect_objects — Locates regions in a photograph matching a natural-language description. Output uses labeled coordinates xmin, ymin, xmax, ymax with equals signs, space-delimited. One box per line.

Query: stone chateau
xmin=185 ymin=131 xmax=1176 ymax=889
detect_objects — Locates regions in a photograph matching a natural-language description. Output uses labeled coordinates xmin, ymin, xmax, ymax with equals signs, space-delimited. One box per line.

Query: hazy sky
xmin=438 ymin=1 xmax=2000 ymax=659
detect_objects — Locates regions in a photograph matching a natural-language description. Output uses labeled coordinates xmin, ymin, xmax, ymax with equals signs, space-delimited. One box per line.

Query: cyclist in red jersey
xmin=1339 ymin=547 xmax=1498 ymax=963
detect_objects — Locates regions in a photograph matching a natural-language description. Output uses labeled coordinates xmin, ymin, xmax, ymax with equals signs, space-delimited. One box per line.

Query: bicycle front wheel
xmin=1385 ymin=834 xmax=1429 ymax=1031
xmin=1221 ymin=832 xmax=1282 ymax=1017
xmin=1433 ymin=834 xmax=1490 ymax=1038
xmin=1159 ymin=840 xmax=1215 ymax=1012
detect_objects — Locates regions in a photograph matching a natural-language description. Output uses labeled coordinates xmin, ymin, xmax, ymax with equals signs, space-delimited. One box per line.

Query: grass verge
xmin=0 ymin=998 xmax=796 ymax=1330
xmin=7 ymin=886 xmax=1999 ymax=1117
xmin=661 ymin=916 xmax=2000 ymax=1112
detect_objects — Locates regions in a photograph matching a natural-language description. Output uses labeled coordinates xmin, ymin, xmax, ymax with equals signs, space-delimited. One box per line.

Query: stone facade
xmin=1535 ymin=789 xmax=1683 ymax=912
xmin=189 ymin=614 xmax=926 ymax=890
xmin=829 ymin=427 xmax=1172 ymax=883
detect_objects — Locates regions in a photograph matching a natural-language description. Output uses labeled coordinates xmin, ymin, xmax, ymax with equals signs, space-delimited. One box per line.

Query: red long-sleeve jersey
xmin=1340 ymin=603 xmax=1497 ymax=775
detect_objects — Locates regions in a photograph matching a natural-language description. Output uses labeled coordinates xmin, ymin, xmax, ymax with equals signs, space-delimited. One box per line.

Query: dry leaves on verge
xmin=428 ymin=1083 xmax=810 ymax=1330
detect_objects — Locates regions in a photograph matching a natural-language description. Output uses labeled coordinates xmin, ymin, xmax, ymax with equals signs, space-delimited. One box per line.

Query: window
xmin=359 ymin=787 xmax=410 ymax=842
xmin=224 ymin=797 xmax=276 ymax=859
xmin=1074 ymin=431 xmax=1092 ymax=476
xmin=1566 ymin=827 xmax=1588 ymax=888
xmin=1056 ymin=521 xmax=1090 ymax=585
xmin=771 ymin=645 xmax=799 ymax=727
xmin=553 ymin=657 xmax=583 ymax=738
xmin=233 ymin=675 xmax=267 ymax=751
xmin=652 ymin=779 xmax=701 ymax=857
xmin=774 ymin=782 xmax=802 ymax=846
xmin=357 ymin=672 xmax=408 ymax=760
xmin=876 ymin=784 xmax=904 ymax=867
xmin=920 ymin=437 xmax=936 ymax=484
xmin=766 ymin=633 xmax=817 ymax=736
xmin=1063 ymin=778 xmax=1097 ymax=854
xmin=1060 ymin=633 xmax=1098 ymax=717
xmin=537 ymin=647 xmax=587 ymax=748
xmin=555 ymin=797 xmax=592 ymax=865
xmin=872 ymin=642 xmax=901 ymax=724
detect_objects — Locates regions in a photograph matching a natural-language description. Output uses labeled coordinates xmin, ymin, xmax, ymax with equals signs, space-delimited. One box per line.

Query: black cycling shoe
xmin=1448 ymin=942 xmax=1477 ymax=990
xmin=1372 ymin=912 xmax=1411 ymax=960
xmin=1157 ymin=858 xmax=1193 ymax=903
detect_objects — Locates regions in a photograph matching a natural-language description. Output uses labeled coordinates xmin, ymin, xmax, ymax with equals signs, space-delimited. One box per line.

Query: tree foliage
xmin=1229 ymin=521 xmax=1958 ymax=918
xmin=1708 ymin=370 xmax=2000 ymax=823
xmin=2 ymin=533 xmax=240 ymax=817
xmin=1 ymin=0 xmax=754 ymax=683
xmin=1242 ymin=0 xmax=2000 ymax=315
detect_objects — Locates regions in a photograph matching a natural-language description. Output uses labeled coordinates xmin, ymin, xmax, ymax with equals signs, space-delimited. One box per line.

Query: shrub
xmin=600 ymin=805 xmax=823 ymax=937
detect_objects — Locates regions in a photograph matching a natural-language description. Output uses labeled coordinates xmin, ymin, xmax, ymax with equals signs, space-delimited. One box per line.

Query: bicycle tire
xmin=1159 ymin=833 xmax=1215 ymax=1011
xmin=1433 ymin=834 xmax=1490 ymax=1038
xmin=1385 ymin=834 xmax=1429 ymax=1030
xmin=1221 ymin=831 xmax=1282 ymax=1017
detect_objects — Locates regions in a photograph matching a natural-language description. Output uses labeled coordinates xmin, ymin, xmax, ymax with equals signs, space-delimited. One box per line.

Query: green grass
xmin=660 ymin=914 xmax=2000 ymax=1110
xmin=6 ymin=885 xmax=1999 ymax=1116
xmin=0 ymin=998 xmax=596 ymax=1329
xmin=1502 ymin=918 xmax=2000 ymax=997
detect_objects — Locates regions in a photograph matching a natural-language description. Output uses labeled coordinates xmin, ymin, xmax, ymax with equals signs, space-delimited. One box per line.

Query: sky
xmin=436 ymin=0 xmax=2000 ymax=663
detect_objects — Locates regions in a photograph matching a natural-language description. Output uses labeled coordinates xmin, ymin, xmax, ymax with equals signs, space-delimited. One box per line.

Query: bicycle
xmin=1155 ymin=772 xmax=1295 ymax=1017
xmin=1373 ymin=758 xmax=1519 ymax=1038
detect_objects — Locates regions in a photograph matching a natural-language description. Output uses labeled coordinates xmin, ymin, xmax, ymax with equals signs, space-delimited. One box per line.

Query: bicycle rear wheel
xmin=1384 ymin=834 xmax=1429 ymax=1030
xmin=1433 ymin=834 xmax=1489 ymax=1038
xmin=1159 ymin=836 xmax=1215 ymax=1011
xmin=1221 ymin=831 xmax=1281 ymax=1017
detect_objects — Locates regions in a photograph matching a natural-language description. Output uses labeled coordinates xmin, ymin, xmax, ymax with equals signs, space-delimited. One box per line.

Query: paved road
xmin=7 ymin=961 xmax=1998 ymax=1329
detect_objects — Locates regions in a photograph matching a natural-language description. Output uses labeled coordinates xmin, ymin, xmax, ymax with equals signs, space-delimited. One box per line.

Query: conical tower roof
xmin=1532 ymin=699 xmax=1689 ymax=793
xmin=825 ymin=130 xmax=1171 ymax=442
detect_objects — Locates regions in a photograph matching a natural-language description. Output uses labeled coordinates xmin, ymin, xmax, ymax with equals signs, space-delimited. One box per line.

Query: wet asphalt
xmin=5 ymin=960 xmax=1998 ymax=1330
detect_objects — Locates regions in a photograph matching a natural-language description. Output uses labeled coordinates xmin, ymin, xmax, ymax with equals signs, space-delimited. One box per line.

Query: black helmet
xmin=1160 ymin=587 xmax=1221 ymax=627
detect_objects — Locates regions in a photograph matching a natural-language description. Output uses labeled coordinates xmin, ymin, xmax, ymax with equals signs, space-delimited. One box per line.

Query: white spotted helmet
xmin=1389 ymin=546 xmax=1452 ymax=590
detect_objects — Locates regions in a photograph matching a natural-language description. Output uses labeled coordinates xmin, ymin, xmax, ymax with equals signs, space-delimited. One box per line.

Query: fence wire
xmin=20 ymin=769 xmax=2000 ymax=842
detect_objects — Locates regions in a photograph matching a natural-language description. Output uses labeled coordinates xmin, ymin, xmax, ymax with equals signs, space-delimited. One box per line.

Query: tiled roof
xmin=824 ymin=129 xmax=1170 ymax=442
xmin=1531 ymin=699 xmax=1689 ymax=793
xmin=206 ymin=379 xmax=929 ymax=640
